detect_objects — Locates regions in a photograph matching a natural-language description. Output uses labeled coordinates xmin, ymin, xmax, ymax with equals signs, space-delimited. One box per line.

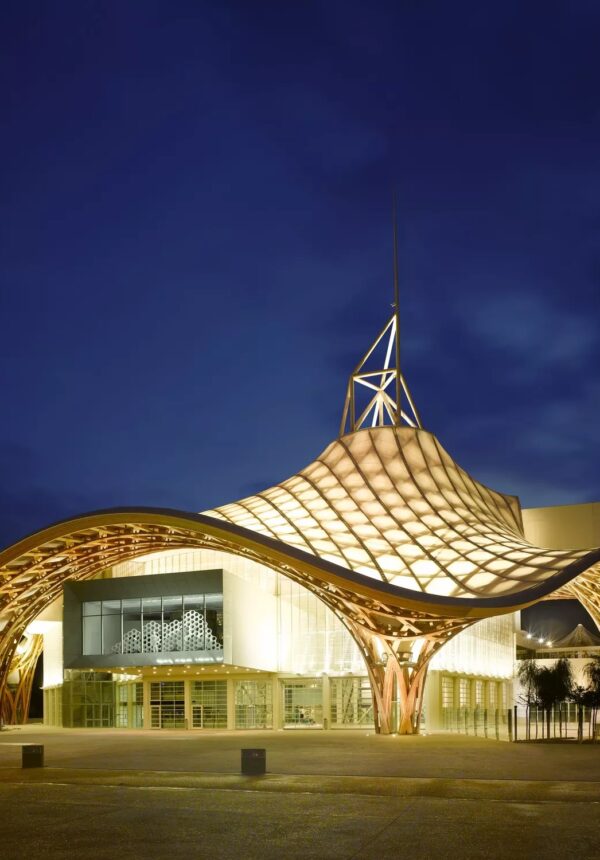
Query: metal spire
xmin=393 ymin=193 xmax=401 ymax=426
xmin=339 ymin=198 xmax=423 ymax=436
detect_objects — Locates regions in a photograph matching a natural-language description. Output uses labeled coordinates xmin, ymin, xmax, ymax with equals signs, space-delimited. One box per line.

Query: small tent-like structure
xmin=552 ymin=624 xmax=600 ymax=649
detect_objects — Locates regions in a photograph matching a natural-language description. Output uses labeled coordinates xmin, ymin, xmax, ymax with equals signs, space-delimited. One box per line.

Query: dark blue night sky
xmin=1 ymin=0 xmax=599 ymax=587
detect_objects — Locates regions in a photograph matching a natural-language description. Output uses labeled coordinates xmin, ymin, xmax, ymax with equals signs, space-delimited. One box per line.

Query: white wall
xmin=223 ymin=569 xmax=278 ymax=671
xmin=112 ymin=548 xmax=277 ymax=594
xmin=522 ymin=502 xmax=600 ymax=550
xmin=24 ymin=598 xmax=64 ymax=688
xmin=42 ymin=623 xmax=63 ymax=687
xmin=430 ymin=612 xmax=516 ymax=679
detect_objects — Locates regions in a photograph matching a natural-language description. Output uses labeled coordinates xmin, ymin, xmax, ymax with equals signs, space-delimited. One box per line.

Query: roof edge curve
xmin=2 ymin=506 xmax=599 ymax=620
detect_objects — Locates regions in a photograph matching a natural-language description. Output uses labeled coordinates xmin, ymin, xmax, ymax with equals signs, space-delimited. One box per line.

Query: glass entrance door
xmin=150 ymin=681 xmax=185 ymax=728
xmin=330 ymin=678 xmax=373 ymax=727
xmin=235 ymin=681 xmax=273 ymax=729
xmin=283 ymin=679 xmax=323 ymax=727
xmin=191 ymin=680 xmax=227 ymax=728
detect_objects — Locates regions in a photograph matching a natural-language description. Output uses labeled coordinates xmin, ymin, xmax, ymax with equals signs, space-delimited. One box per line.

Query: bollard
xmin=22 ymin=744 xmax=44 ymax=768
xmin=241 ymin=748 xmax=266 ymax=776
xmin=507 ymin=708 xmax=513 ymax=742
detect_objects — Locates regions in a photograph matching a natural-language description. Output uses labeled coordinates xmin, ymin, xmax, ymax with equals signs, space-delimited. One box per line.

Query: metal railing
xmin=514 ymin=703 xmax=599 ymax=742
xmin=442 ymin=707 xmax=510 ymax=740
xmin=442 ymin=704 xmax=600 ymax=742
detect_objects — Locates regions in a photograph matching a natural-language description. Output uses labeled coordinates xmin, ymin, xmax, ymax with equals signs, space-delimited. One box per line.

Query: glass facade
xmin=235 ymin=680 xmax=273 ymax=729
xmin=283 ymin=679 xmax=323 ymax=727
xmin=278 ymin=578 xmax=364 ymax=675
xmin=62 ymin=674 xmax=115 ymax=727
xmin=43 ymin=687 xmax=63 ymax=727
xmin=430 ymin=613 xmax=515 ymax=678
xmin=191 ymin=680 xmax=228 ymax=728
xmin=441 ymin=676 xmax=454 ymax=708
xmin=150 ymin=681 xmax=185 ymax=728
xmin=82 ymin=594 xmax=223 ymax=656
xmin=116 ymin=682 xmax=143 ymax=728
xmin=51 ymin=555 xmax=517 ymax=734
xmin=330 ymin=677 xmax=373 ymax=727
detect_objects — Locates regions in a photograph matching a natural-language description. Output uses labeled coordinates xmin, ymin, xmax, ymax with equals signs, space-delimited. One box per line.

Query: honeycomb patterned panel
xmin=111 ymin=609 xmax=221 ymax=654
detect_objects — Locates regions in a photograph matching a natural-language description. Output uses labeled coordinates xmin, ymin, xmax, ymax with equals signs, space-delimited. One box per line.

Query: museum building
xmin=33 ymin=501 xmax=598 ymax=733
xmin=1 ymin=297 xmax=599 ymax=734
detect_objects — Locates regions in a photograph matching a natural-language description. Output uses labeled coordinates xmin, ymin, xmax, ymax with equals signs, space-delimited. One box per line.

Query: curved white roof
xmin=208 ymin=425 xmax=593 ymax=599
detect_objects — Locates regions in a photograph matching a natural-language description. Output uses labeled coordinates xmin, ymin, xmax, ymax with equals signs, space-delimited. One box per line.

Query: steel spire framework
xmin=340 ymin=199 xmax=422 ymax=434
xmin=340 ymin=314 xmax=423 ymax=434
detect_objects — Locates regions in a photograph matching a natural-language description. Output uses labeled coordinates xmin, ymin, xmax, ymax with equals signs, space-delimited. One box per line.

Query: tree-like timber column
xmin=350 ymin=623 xmax=438 ymax=735
xmin=0 ymin=637 xmax=19 ymax=726
xmin=1 ymin=634 xmax=43 ymax=725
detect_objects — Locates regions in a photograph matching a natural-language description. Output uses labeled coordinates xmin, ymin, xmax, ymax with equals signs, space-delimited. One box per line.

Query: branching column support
xmin=0 ymin=639 xmax=19 ymax=727
xmin=396 ymin=640 xmax=436 ymax=734
xmin=348 ymin=621 xmax=438 ymax=735
xmin=0 ymin=633 xmax=43 ymax=726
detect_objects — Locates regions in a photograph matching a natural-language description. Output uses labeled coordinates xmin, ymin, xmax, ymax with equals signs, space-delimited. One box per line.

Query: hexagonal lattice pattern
xmin=111 ymin=610 xmax=221 ymax=654
xmin=207 ymin=426 xmax=595 ymax=599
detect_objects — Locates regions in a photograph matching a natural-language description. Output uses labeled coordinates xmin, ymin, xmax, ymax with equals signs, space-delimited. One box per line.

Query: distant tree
xmin=551 ymin=658 xmax=573 ymax=739
xmin=584 ymin=655 xmax=600 ymax=738
xmin=519 ymin=658 xmax=572 ymax=740
xmin=517 ymin=659 xmax=539 ymax=740
xmin=535 ymin=665 xmax=562 ymax=739
xmin=584 ymin=655 xmax=600 ymax=695
xmin=570 ymin=685 xmax=588 ymax=743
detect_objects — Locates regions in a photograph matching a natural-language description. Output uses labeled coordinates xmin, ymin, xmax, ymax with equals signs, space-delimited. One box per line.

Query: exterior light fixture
xmin=526 ymin=633 xmax=532 ymax=639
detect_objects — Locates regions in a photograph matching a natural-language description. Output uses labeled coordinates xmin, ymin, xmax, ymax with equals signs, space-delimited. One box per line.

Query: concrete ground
xmin=1 ymin=726 xmax=600 ymax=858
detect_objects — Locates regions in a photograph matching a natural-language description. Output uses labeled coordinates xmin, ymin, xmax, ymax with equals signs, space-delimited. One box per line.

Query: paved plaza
xmin=1 ymin=727 xmax=600 ymax=859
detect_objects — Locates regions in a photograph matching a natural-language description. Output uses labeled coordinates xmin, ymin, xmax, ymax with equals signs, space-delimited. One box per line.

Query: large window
xmin=82 ymin=594 xmax=223 ymax=656
xmin=116 ymin=682 xmax=143 ymax=728
xmin=330 ymin=678 xmax=373 ymax=727
xmin=191 ymin=680 xmax=227 ymax=728
xmin=235 ymin=681 xmax=273 ymax=729
xmin=441 ymin=676 xmax=454 ymax=709
xmin=283 ymin=679 xmax=323 ymax=727
xmin=150 ymin=681 xmax=185 ymax=729
xmin=62 ymin=674 xmax=115 ymax=728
